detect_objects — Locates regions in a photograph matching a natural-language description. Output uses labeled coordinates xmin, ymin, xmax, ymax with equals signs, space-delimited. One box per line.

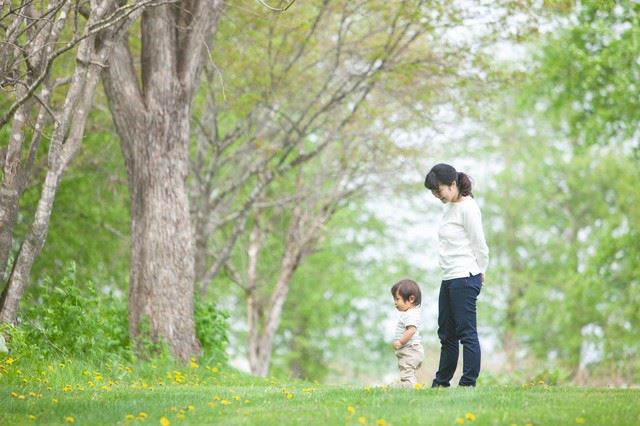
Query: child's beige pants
xmin=396 ymin=344 xmax=424 ymax=387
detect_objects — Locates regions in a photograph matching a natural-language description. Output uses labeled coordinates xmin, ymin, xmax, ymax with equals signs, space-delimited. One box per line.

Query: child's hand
xmin=393 ymin=340 xmax=402 ymax=350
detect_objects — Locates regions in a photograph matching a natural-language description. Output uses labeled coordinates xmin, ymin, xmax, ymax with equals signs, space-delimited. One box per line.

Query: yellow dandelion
xmin=65 ymin=416 xmax=75 ymax=423
xmin=190 ymin=360 xmax=199 ymax=369
xmin=160 ymin=417 xmax=170 ymax=426
xmin=286 ymin=392 xmax=293 ymax=400
xmin=576 ymin=417 xmax=586 ymax=424
xmin=138 ymin=412 xmax=149 ymax=419
xmin=364 ymin=386 xmax=372 ymax=392
xmin=358 ymin=416 xmax=367 ymax=424
xmin=63 ymin=384 xmax=73 ymax=392
xmin=18 ymin=394 xmax=25 ymax=400
xmin=177 ymin=412 xmax=185 ymax=420
xmin=10 ymin=391 xmax=18 ymax=397
xmin=221 ymin=399 xmax=231 ymax=405
xmin=455 ymin=417 xmax=465 ymax=425
xmin=347 ymin=405 xmax=356 ymax=415
xmin=212 ymin=395 xmax=221 ymax=401
xmin=465 ymin=412 xmax=477 ymax=421
xmin=208 ymin=402 xmax=217 ymax=408
xmin=5 ymin=357 xmax=15 ymax=365
xmin=233 ymin=395 xmax=241 ymax=401
xmin=28 ymin=391 xmax=37 ymax=397
xmin=376 ymin=420 xmax=387 ymax=426
xmin=187 ymin=405 xmax=195 ymax=411
xmin=125 ymin=414 xmax=135 ymax=420
xmin=52 ymin=398 xmax=59 ymax=404
xmin=538 ymin=380 xmax=545 ymax=385
xmin=414 ymin=383 xmax=423 ymax=390
xmin=28 ymin=415 xmax=36 ymax=421
xmin=244 ymin=400 xmax=251 ymax=404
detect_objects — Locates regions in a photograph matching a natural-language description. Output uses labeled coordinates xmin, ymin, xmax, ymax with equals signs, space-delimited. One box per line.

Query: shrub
xmin=195 ymin=301 xmax=229 ymax=364
xmin=4 ymin=262 xmax=229 ymax=366
xmin=16 ymin=262 xmax=131 ymax=362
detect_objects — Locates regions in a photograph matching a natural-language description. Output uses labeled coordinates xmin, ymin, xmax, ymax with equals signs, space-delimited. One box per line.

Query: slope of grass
xmin=1 ymin=356 xmax=639 ymax=425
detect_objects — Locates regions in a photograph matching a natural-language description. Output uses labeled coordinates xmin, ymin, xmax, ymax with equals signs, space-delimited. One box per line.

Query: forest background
xmin=1 ymin=0 xmax=638 ymax=386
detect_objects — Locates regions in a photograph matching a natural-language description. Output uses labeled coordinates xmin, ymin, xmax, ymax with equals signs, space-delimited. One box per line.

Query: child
xmin=391 ymin=278 xmax=424 ymax=387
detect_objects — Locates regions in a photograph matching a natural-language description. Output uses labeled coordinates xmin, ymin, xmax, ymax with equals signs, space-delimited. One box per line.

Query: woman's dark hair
xmin=424 ymin=163 xmax=473 ymax=197
xmin=391 ymin=279 xmax=422 ymax=306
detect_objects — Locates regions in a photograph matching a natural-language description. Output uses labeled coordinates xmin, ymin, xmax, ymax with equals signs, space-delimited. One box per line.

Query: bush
xmin=15 ymin=262 xmax=131 ymax=362
xmin=195 ymin=301 xmax=229 ymax=364
xmin=3 ymin=262 xmax=229 ymax=366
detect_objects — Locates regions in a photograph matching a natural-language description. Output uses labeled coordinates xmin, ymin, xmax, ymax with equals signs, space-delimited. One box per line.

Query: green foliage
xmin=15 ymin=262 xmax=131 ymax=362
xmin=530 ymin=0 xmax=640 ymax=149
xmin=5 ymin=262 xmax=230 ymax=367
xmin=195 ymin=301 xmax=229 ymax=364
xmin=482 ymin=102 xmax=640 ymax=381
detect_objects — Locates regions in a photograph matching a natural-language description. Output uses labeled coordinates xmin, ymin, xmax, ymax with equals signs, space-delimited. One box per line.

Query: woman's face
xmin=430 ymin=181 xmax=458 ymax=203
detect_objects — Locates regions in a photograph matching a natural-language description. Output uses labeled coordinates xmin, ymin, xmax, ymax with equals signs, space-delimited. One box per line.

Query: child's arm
xmin=393 ymin=326 xmax=417 ymax=350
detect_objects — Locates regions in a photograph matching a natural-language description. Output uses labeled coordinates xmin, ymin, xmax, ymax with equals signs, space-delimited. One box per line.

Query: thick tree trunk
xmin=101 ymin=0 xmax=227 ymax=360
xmin=126 ymin=108 xmax=201 ymax=361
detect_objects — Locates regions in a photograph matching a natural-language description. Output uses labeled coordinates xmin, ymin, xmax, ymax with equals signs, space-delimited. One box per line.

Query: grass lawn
xmin=1 ymin=359 xmax=639 ymax=425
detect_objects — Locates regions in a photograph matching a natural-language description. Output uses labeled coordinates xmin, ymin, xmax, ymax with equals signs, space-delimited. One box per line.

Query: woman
xmin=425 ymin=163 xmax=489 ymax=387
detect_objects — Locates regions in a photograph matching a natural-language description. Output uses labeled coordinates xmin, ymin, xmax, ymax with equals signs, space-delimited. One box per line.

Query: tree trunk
xmin=0 ymin=101 xmax=29 ymax=283
xmin=246 ymin=224 xmax=262 ymax=374
xmin=127 ymin=108 xmax=201 ymax=361
xmin=0 ymin=171 xmax=59 ymax=323
xmin=102 ymin=0 xmax=225 ymax=361
xmin=252 ymin=247 xmax=300 ymax=377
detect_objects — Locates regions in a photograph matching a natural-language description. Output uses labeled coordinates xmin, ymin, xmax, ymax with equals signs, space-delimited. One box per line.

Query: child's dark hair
xmin=391 ymin=279 xmax=422 ymax=306
xmin=424 ymin=163 xmax=473 ymax=197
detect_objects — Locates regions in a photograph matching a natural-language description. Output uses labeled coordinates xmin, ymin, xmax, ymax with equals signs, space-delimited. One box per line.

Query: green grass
xmin=1 ymin=357 xmax=639 ymax=425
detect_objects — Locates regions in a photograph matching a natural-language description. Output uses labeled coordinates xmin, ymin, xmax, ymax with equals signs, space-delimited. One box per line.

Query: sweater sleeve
xmin=462 ymin=200 xmax=489 ymax=274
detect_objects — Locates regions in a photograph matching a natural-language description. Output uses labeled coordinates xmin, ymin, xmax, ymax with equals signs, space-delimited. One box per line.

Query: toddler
xmin=391 ymin=278 xmax=424 ymax=387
